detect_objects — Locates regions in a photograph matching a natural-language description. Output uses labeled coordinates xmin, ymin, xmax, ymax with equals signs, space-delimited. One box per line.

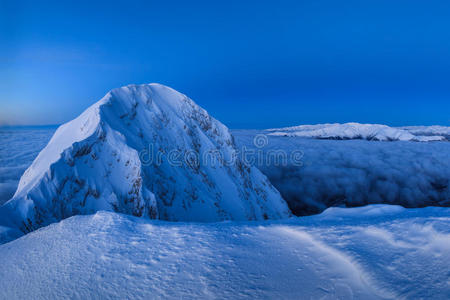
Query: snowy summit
xmin=0 ymin=83 xmax=290 ymax=242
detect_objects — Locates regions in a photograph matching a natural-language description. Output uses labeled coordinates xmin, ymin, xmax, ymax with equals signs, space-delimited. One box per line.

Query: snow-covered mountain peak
xmin=16 ymin=83 xmax=221 ymax=195
xmin=0 ymin=83 xmax=290 ymax=241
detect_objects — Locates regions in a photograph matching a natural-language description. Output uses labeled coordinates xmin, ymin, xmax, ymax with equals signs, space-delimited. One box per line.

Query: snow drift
xmin=0 ymin=205 xmax=448 ymax=299
xmin=267 ymin=122 xmax=447 ymax=141
xmin=0 ymin=84 xmax=290 ymax=240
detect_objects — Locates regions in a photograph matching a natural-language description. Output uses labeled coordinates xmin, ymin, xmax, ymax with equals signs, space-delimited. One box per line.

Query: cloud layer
xmin=0 ymin=128 xmax=55 ymax=205
xmin=233 ymin=130 xmax=450 ymax=215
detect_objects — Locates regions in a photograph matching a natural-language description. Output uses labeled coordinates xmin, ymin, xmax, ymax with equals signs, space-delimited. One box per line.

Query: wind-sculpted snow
xmin=0 ymin=205 xmax=448 ymax=299
xmin=0 ymin=84 xmax=290 ymax=242
xmin=267 ymin=122 xmax=447 ymax=141
xmin=233 ymin=130 xmax=450 ymax=215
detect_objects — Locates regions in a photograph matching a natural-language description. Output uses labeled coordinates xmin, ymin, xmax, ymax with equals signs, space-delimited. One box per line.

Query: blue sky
xmin=1 ymin=0 xmax=450 ymax=128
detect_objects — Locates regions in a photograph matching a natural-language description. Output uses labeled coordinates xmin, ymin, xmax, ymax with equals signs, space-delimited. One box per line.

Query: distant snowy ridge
xmin=0 ymin=83 xmax=290 ymax=242
xmin=400 ymin=125 xmax=450 ymax=139
xmin=267 ymin=123 xmax=447 ymax=141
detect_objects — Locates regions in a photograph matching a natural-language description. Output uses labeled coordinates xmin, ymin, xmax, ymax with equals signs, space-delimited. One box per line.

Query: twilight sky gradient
xmin=1 ymin=0 xmax=450 ymax=128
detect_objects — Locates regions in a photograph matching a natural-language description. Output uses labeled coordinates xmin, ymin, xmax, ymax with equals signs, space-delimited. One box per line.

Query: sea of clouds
xmin=0 ymin=128 xmax=55 ymax=205
xmin=233 ymin=130 xmax=450 ymax=215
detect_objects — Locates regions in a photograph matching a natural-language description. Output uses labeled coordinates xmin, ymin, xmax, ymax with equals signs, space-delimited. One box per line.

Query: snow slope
xmin=0 ymin=205 xmax=448 ymax=299
xmin=0 ymin=84 xmax=290 ymax=241
xmin=233 ymin=130 xmax=450 ymax=215
xmin=267 ymin=123 xmax=447 ymax=141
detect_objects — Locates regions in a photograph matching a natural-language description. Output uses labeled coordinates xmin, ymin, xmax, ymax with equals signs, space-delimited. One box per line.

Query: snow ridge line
xmin=279 ymin=227 xmax=400 ymax=300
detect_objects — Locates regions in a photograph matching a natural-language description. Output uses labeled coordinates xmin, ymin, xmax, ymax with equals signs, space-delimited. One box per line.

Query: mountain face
xmin=267 ymin=123 xmax=447 ymax=142
xmin=0 ymin=84 xmax=291 ymax=238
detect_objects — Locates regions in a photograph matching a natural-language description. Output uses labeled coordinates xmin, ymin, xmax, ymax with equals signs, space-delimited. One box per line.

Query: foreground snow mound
xmin=0 ymin=84 xmax=290 ymax=238
xmin=0 ymin=206 xmax=448 ymax=299
xmin=267 ymin=122 xmax=447 ymax=141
